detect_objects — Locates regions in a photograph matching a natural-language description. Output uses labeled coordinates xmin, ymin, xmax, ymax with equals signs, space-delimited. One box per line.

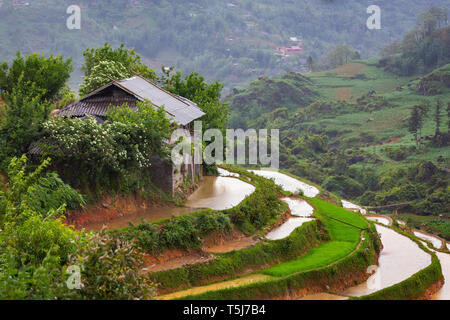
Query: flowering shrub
xmin=40 ymin=100 xmax=172 ymax=183
xmin=79 ymin=60 xmax=130 ymax=97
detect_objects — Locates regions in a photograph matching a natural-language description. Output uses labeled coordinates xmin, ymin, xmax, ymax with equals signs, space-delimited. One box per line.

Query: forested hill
xmin=1 ymin=0 xmax=449 ymax=91
xmin=226 ymin=59 xmax=450 ymax=219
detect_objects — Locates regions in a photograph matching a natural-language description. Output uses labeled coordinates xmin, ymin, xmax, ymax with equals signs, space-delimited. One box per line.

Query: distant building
xmin=275 ymin=42 xmax=303 ymax=57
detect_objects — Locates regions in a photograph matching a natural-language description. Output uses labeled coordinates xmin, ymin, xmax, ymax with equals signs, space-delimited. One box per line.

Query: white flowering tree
xmin=78 ymin=60 xmax=130 ymax=97
xmin=39 ymin=100 xmax=171 ymax=183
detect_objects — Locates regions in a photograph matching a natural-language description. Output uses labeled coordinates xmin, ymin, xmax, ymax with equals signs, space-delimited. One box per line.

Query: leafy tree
xmin=160 ymin=69 xmax=229 ymax=133
xmin=321 ymin=43 xmax=356 ymax=69
xmin=428 ymin=7 xmax=448 ymax=29
xmin=67 ymin=232 xmax=155 ymax=300
xmin=381 ymin=8 xmax=450 ymax=75
xmin=0 ymin=155 xmax=85 ymax=220
xmin=0 ymin=156 xmax=155 ymax=299
xmin=79 ymin=60 xmax=129 ymax=97
xmin=408 ymin=105 xmax=423 ymax=148
xmin=0 ymin=52 xmax=72 ymax=103
xmin=447 ymin=102 xmax=450 ymax=133
xmin=0 ymin=77 xmax=52 ymax=164
xmin=82 ymin=43 xmax=156 ymax=80
xmin=418 ymin=11 xmax=438 ymax=37
xmin=306 ymin=56 xmax=314 ymax=72
xmin=434 ymin=99 xmax=443 ymax=137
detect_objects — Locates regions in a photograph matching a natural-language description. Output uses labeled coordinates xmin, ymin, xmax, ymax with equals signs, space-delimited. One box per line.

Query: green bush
xmin=114 ymin=210 xmax=232 ymax=253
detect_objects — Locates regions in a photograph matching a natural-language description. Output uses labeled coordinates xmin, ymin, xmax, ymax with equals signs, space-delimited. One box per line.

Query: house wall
xmin=148 ymin=145 xmax=202 ymax=196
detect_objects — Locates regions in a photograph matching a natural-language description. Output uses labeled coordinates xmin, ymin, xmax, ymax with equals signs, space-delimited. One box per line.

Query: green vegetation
xmin=262 ymin=198 xmax=367 ymax=277
xmin=399 ymin=214 xmax=450 ymax=240
xmin=417 ymin=64 xmax=450 ymax=96
xmin=227 ymin=73 xmax=319 ymax=129
xmin=227 ymin=52 xmax=449 ymax=216
xmin=112 ymin=210 xmax=232 ymax=253
xmin=112 ymin=167 xmax=284 ymax=253
xmin=262 ymin=241 xmax=355 ymax=277
xmin=0 ymin=157 xmax=155 ymax=299
xmin=0 ymin=52 xmax=73 ymax=166
xmin=151 ymin=190 xmax=379 ymax=299
xmin=151 ymin=220 xmax=327 ymax=291
xmin=38 ymin=101 xmax=171 ymax=195
xmin=175 ymin=225 xmax=379 ymax=300
xmin=2 ymin=1 xmax=446 ymax=91
xmin=0 ymin=52 xmax=73 ymax=103
xmin=381 ymin=7 xmax=450 ymax=76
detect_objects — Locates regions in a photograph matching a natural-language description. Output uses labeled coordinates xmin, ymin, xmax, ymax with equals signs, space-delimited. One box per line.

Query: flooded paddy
xmin=366 ymin=216 xmax=391 ymax=226
xmin=266 ymin=218 xmax=315 ymax=240
xmin=413 ymin=231 xmax=443 ymax=250
xmin=281 ymin=198 xmax=314 ymax=217
xmin=265 ymin=198 xmax=315 ymax=240
xmin=432 ymin=251 xmax=450 ymax=300
xmin=299 ymin=225 xmax=432 ymax=299
xmin=83 ymin=175 xmax=255 ymax=231
xmin=248 ymin=169 xmax=319 ymax=197
xmin=341 ymin=225 xmax=431 ymax=297
xmin=217 ymin=168 xmax=240 ymax=177
xmin=185 ymin=176 xmax=255 ymax=210
xmin=341 ymin=200 xmax=367 ymax=214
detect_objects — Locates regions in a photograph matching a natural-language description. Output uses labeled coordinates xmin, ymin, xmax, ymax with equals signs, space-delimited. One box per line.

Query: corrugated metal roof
xmin=58 ymin=96 xmax=137 ymax=118
xmin=57 ymin=75 xmax=205 ymax=126
xmin=117 ymin=76 xmax=205 ymax=125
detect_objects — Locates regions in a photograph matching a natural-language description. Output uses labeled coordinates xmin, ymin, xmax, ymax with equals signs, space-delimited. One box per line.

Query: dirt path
xmin=157 ymin=274 xmax=272 ymax=300
xmin=204 ymin=237 xmax=258 ymax=253
xmin=144 ymin=249 xmax=214 ymax=273
xmin=381 ymin=136 xmax=403 ymax=145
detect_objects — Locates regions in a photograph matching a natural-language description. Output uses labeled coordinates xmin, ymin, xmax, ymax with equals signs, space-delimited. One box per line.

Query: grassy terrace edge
xmin=172 ymin=225 xmax=379 ymax=300
xmin=152 ymin=176 xmax=369 ymax=294
xmin=108 ymin=165 xmax=286 ymax=253
xmin=151 ymin=220 xmax=328 ymax=292
xmin=164 ymin=196 xmax=380 ymax=300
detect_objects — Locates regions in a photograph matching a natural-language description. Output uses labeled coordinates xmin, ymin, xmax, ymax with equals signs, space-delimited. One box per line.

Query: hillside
xmin=226 ymin=59 xmax=450 ymax=229
xmin=1 ymin=0 xmax=450 ymax=91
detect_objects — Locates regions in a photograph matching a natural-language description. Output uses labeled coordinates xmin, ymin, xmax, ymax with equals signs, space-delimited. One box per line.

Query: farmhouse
xmin=275 ymin=42 xmax=303 ymax=57
xmin=46 ymin=75 xmax=205 ymax=194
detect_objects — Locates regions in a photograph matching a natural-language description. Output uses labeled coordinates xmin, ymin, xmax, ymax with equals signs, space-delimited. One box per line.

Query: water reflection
xmin=366 ymin=216 xmax=390 ymax=226
xmin=341 ymin=200 xmax=367 ymax=214
xmin=249 ymin=169 xmax=319 ymax=197
xmin=341 ymin=225 xmax=431 ymax=297
xmin=413 ymin=231 xmax=443 ymax=250
xmin=281 ymin=198 xmax=314 ymax=217
xmin=83 ymin=175 xmax=255 ymax=231
xmin=433 ymin=251 xmax=450 ymax=300
xmin=186 ymin=176 xmax=255 ymax=210
xmin=266 ymin=218 xmax=314 ymax=240
xmin=299 ymin=225 xmax=432 ymax=299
